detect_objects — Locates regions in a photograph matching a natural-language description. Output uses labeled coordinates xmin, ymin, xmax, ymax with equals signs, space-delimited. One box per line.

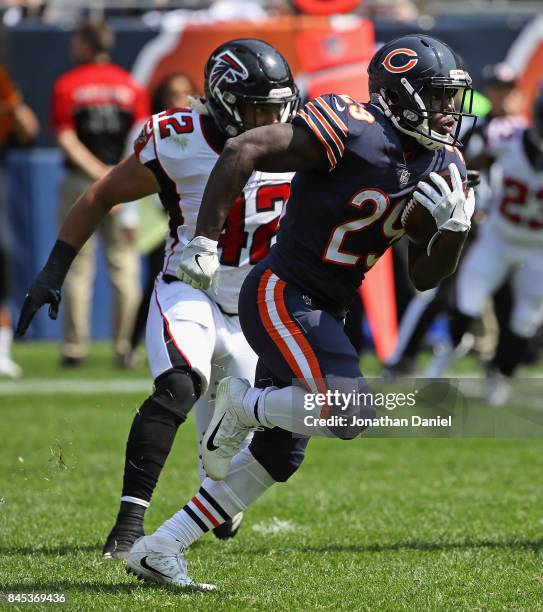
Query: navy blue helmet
xmin=368 ymin=34 xmax=476 ymax=149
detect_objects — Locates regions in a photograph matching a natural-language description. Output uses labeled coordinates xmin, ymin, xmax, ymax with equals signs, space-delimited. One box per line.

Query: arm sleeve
xmin=133 ymin=115 xmax=156 ymax=164
xmin=132 ymin=114 xmax=173 ymax=193
xmin=293 ymin=94 xmax=350 ymax=171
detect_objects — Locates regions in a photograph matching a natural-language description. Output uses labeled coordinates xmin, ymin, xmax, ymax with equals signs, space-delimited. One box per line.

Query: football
xmin=400 ymin=173 xmax=453 ymax=245
xmin=400 ymin=195 xmax=437 ymax=245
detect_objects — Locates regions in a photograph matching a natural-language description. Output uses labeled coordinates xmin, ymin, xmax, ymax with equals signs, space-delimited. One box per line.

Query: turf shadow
xmin=0 ymin=543 xmax=102 ymax=556
xmin=237 ymin=538 xmax=543 ymax=555
xmin=0 ymin=537 xmax=219 ymax=557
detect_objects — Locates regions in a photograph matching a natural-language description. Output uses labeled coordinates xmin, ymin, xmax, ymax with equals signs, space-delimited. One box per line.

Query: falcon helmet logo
xmin=208 ymin=50 xmax=249 ymax=92
xmin=383 ymin=48 xmax=418 ymax=74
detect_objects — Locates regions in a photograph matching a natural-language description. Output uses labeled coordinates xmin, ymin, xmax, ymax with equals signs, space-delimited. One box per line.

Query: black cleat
xmin=212 ymin=512 xmax=243 ymax=540
xmin=61 ymin=355 xmax=86 ymax=368
xmin=380 ymin=357 xmax=416 ymax=380
xmin=102 ymin=526 xmax=145 ymax=559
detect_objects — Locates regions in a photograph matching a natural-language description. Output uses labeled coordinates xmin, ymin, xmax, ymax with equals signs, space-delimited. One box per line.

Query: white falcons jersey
xmin=134 ymin=107 xmax=293 ymax=313
xmin=486 ymin=128 xmax=543 ymax=247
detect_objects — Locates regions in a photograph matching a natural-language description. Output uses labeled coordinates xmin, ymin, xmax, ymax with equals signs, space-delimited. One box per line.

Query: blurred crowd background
xmin=1 ymin=0 xmax=543 ymax=377
xmin=2 ymin=0 xmax=543 ymax=25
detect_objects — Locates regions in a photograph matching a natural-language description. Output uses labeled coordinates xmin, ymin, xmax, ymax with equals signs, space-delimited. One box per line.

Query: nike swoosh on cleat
xmin=140 ymin=556 xmax=170 ymax=578
xmin=206 ymin=414 xmax=226 ymax=451
xmin=194 ymin=254 xmax=205 ymax=273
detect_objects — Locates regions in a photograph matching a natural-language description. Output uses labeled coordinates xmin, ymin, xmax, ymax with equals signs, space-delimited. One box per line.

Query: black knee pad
xmin=249 ymin=428 xmax=310 ymax=482
xmin=151 ymin=367 xmax=201 ymax=423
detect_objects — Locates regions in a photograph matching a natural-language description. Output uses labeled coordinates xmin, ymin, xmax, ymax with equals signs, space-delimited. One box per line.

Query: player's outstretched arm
xmin=15 ymin=155 xmax=159 ymax=337
xmin=57 ymin=154 xmax=159 ymax=249
xmin=177 ymin=124 xmax=324 ymax=290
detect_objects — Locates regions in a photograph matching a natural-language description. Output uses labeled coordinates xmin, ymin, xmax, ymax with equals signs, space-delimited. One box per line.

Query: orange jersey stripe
xmin=257 ymin=270 xmax=307 ymax=385
xmin=298 ymin=109 xmax=337 ymax=169
xmin=306 ymin=101 xmax=345 ymax=157
xmin=273 ymin=279 xmax=328 ymax=396
xmin=315 ymin=96 xmax=348 ymax=136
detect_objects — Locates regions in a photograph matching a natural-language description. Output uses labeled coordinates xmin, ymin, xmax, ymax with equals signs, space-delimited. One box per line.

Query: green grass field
xmin=1 ymin=343 xmax=542 ymax=610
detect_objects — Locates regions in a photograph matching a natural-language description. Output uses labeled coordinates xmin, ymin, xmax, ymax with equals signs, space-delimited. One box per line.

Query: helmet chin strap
xmin=376 ymin=93 xmax=442 ymax=150
xmin=189 ymin=96 xmax=209 ymax=115
xmin=280 ymin=101 xmax=293 ymax=123
xmin=198 ymin=95 xmax=243 ymax=136
xmin=400 ymin=79 xmax=452 ymax=148
xmin=376 ymin=79 xmax=454 ymax=151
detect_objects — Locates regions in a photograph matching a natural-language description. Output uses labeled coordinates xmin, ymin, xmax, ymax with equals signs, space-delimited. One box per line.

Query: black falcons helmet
xmin=204 ymin=38 xmax=299 ymax=137
xmin=368 ymin=34 xmax=476 ymax=149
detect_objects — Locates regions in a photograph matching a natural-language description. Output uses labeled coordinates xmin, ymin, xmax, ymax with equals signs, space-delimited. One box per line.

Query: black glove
xmin=15 ymin=240 xmax=77 ymax=337
xmin=466 ymin=169 xmax=480 ymax=189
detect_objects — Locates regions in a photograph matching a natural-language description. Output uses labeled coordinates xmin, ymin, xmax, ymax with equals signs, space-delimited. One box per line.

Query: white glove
xmin=413 ymin=163 xmax=474 ymax=254
xmin=441 ymin=186 xmax=475 ymax=233
xmin=176 ymin=236 xmax=219 ymax=290
xmin=413 ymin=163 xmax=470 ymax=231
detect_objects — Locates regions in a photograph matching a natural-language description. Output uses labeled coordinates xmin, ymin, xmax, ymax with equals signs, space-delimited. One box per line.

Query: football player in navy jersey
xmin=124 ymin=35 xmax=477 ymax=589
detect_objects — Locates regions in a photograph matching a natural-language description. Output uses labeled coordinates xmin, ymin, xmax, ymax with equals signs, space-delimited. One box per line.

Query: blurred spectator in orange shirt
xmin=50 ymin=20 xmax=150 ymax=368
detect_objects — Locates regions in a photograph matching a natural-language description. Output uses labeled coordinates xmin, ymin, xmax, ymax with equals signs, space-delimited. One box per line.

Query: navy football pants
xmin=239 ymin=263 xmax=368 ymax=481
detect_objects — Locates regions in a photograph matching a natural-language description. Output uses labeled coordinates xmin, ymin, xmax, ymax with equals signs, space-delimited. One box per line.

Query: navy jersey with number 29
xmin=269 ymin=94 xmax=466 ymax=311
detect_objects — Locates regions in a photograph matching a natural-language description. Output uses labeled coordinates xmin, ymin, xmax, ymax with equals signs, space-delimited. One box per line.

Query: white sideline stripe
xmin=0 ymin=378 xmax=151 ymax=395
xmin=458 ymin=379 xmax=543 ymax=411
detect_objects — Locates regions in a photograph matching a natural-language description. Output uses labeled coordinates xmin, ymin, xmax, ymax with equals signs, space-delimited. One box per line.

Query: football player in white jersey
xmin=15 ymin=39 xmax=298 ymax=558
xmin=426 ymin=90 xmax=543 ymax=403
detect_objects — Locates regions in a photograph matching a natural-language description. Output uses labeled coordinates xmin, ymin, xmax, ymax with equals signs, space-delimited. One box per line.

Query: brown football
xmin=401 ymin=197 xmax=437 ymax=245
xmin=401 ymin=173 xmax=453 ymax=245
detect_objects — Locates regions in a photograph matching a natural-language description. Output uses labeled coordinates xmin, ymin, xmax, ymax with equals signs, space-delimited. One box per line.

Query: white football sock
xmin=261 ymin=385 xmax=329 ymax=436
xmin=0 ymin=326 xmax=13 ymax=359
xmin=243 ymin=385 xmax=278 ymax=427
xmin=154 ymin=447 xmax=275 ymax=547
